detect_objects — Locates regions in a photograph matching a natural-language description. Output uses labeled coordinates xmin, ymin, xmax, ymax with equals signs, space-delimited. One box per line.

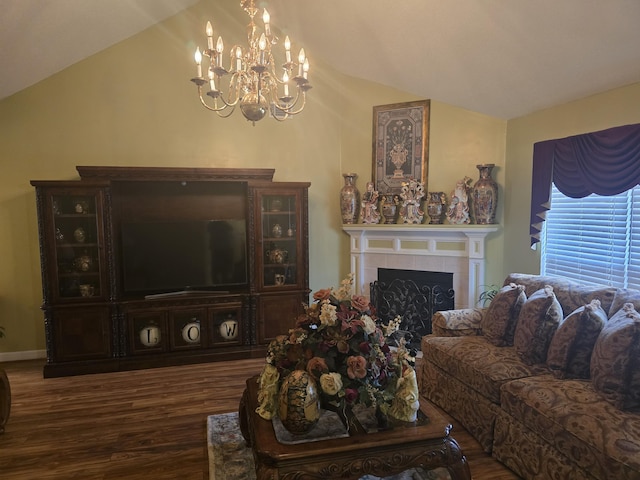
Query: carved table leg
xmin=238 ymin=387 xmax=251 ymax=446
xmin=444 ymin=436 xmax=472 ymax=480
xmin=256 ymin=463 xmax=279 ymax=480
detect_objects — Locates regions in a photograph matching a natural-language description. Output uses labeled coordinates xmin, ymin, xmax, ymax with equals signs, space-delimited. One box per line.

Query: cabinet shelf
xmin=262 ymin=210 xmax=294 ymax=216
xmin=263 ymin=237 xmax=296 ymax=242
xmin=56 ymin=243 xmax=99 ymax=248
xmin=55 ymin=213 xmax=97 ymax=219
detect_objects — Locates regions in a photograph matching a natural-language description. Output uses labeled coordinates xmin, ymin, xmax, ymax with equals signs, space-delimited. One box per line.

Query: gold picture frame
xmin=372 ymin=99 xmax=430 ymax=195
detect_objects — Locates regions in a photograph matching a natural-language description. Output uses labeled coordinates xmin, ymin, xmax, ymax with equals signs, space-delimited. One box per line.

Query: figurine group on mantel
xmin=339 ymin=164 xmax=498 ymax=226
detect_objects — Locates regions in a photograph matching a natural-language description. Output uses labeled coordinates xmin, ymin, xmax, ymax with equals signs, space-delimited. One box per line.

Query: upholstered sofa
xmin=419 ymin=273 xmax=640 ymax=480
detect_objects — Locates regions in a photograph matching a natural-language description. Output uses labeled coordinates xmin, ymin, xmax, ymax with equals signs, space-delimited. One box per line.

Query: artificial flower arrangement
xmin=256 ymin=273 xmax=420 ymax=428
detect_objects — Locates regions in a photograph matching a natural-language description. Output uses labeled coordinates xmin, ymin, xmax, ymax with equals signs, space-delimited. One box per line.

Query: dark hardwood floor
xmin=0 ymin=358 xmax=519 ymax=479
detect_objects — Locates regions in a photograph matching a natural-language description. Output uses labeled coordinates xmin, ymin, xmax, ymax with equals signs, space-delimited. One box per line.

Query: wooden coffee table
xmin=239 ymin=376 xmax=471 ymax=480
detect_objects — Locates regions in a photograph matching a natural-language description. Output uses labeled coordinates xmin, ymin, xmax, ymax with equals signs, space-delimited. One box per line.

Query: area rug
xmin=207 ymin=412 xmax=451 ymax=480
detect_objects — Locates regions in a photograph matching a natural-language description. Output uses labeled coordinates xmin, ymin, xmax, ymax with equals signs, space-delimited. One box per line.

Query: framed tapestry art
xmin=372 ymin=100 xmax=430 ymax=194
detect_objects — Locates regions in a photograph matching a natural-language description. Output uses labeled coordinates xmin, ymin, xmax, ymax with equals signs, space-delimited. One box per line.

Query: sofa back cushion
xmin=591 ymin=303 xmax=640 ymax=410
xmin=546 ymin=299 xmax=606 ymax=379
xmin=504 ymin=273 xmax=617 ymax=316
xmin=513 ymin=286 xmax=563 ymax=365
xmin=482 ymin=283 xmax=526 ymax=346
xmin=609 ymin=288 xmax=640 ymax=318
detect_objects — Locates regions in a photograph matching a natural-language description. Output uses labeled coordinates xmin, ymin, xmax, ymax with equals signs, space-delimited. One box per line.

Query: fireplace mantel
xmin=342 ymin=224 xmax=499 ymax=309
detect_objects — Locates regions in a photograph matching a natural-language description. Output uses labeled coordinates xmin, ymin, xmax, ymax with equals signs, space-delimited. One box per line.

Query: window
xmin=541 ymin=184 xmax=640 ymax=289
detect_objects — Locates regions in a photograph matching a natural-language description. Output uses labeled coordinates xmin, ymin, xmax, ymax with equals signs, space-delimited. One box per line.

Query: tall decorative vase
xmin=472 ymin=164 xmax=498 ymax=224
xmin=340 ymin=173 xmax=360 ymax=224
xmin=278 ymin=370 xmax=321 ymax=435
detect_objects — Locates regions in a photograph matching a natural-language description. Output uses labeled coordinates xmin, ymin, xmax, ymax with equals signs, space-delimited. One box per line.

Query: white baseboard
xmin=0 ymin=350 xmax=46 ymax=363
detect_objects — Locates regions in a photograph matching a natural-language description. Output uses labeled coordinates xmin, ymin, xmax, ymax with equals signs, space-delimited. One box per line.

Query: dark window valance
xmin=530 ymin=123 xmax=640 ymax=246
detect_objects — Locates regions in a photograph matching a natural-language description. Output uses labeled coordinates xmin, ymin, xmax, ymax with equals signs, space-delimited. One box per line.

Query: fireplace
xmin=371 ymin=268 xmax=455 ymax=349
xmin=342 ymin=224 xmax=498 ymax=310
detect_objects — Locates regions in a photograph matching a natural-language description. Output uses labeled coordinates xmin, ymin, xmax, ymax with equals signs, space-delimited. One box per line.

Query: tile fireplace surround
xmin=342 ymin=225 xmax=499 ymax=309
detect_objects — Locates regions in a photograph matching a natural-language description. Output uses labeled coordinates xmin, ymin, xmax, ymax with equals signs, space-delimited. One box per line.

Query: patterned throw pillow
xmin=591 ymin=303 xmax=640 ymax=410
xmin=513 ymin=285 xmax=563 ymax=365
xmin=482 ymin=283 xmax=526 ymax=346
xmin=609 ymin=288 xmax=640 ymax=318
xmin=546 ymin=299 xmax=606 ymax=379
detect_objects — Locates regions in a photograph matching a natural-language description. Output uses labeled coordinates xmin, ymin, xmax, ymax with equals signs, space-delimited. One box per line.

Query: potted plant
xmin=478 ymin=285 xmax=499 ymax=307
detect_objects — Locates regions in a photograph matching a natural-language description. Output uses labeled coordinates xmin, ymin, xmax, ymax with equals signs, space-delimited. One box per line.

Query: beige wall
xmin=3 ymin=0 xmax=639 ymax=357
xmin=503 ymin=82 xmax=640 ymax=278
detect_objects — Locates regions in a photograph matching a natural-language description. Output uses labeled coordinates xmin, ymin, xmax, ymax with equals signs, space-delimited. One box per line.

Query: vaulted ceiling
xmin=2 ymin=0 xmax=639 ymax=119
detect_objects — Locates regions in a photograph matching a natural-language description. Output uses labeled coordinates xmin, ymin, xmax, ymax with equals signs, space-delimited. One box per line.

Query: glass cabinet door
xmin=48 ymin=190 xmax=107 ymax=302
xmin=258 ymin=191 xmax=303 ymax=290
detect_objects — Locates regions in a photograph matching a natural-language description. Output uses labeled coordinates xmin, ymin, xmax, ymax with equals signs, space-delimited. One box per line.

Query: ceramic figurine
xmin=399 ymin=178 xmax=425 ymax=224
xmin=388 ymin=366 xmax=420 ymax=423
xmin=446 ymin=176 xmax=473 ymax=224
xmin=360 ymin=181 xmax=381 ymax=224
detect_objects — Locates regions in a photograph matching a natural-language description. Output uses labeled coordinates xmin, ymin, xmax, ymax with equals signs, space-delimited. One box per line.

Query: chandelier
xmin=190 ymin=0 xmax=312 ymax=125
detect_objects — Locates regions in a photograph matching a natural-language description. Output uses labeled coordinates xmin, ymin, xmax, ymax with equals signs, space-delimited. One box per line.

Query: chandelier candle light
xmin=191 ymin=0 xmax=312 ymax=125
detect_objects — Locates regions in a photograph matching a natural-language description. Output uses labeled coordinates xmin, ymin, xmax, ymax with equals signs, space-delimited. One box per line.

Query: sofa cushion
xmin=505 ymin=273 xmax=617 ymax=316
xmin=546 ymin=299 xmax=606 ymax=379
xmin=431 ymin=308 xmax=483 ymax=337
xmin=482 ymin=283 xmax=526 ymax=346
xmin=500 ymin=375 xmax=640 ymax=479
xmin=591 ymin=303 xmax=640 ymax=410
xmin=422 ymin=335 xmax=547 ymax=404
xmin=610 ymin=288 xmax=640 ymax=318
xmin=513 ymin=286 xmax=563 ymax=365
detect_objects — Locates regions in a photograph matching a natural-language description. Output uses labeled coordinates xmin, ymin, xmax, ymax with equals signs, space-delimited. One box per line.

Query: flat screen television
xmin=120 ymin=219 xmax=248 ymax=294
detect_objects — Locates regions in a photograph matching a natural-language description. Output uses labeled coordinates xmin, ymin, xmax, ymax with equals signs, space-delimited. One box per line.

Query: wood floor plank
xmin=0 ymin=358 xmax=520 ymax=479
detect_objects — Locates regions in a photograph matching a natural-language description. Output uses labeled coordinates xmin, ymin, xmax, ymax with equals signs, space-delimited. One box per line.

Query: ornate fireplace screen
xmin=370 ymin=277 xmax=455 ymax=350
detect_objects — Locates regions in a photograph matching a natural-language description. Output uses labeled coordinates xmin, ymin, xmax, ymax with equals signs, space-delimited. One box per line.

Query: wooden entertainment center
xmin=31 ymin=166 xmax=310 ymax=377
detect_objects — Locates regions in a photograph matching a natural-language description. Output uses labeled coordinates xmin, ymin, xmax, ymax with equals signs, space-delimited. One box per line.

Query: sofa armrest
xmin=431 ymin=308 xmax=485 ymax=337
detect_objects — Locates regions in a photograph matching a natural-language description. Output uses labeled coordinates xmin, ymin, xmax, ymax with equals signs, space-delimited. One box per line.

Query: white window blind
xmin=541 ymin=184 xmax=640 ymax=289
xmin=627 ymin=187 xmax=640 ymax=288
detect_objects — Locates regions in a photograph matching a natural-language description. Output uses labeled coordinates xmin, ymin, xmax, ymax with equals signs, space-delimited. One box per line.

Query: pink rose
xmin=346 ymin=355 xmax=368 ymax=379
xmin=313 ymin=288 xmax=332 ymax=301
xmin=350 ymin=295 xmax=370 ymax=312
